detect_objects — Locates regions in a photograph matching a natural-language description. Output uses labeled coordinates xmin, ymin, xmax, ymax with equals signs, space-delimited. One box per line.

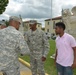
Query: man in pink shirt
xmin=55 ymin=22 xmax=76 ymax=75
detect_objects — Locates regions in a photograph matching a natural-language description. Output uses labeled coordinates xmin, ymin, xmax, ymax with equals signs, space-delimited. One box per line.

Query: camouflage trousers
xmin=1 ymin=65 xmax=20 ymax=75
xmin=30 ymin=56 xmax=45 ymax=75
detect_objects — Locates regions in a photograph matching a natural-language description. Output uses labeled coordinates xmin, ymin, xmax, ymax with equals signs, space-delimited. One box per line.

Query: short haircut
xmin=55 ymin=22 xmax=66 ymax=30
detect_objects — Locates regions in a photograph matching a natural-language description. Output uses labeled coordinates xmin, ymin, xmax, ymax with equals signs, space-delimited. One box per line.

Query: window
xmin=48 ymin=22 xmax=49 ymax=25
xmin=47 ymin=29 xmax=49 ymax=32
xmin=38 ymin=25 xmax=40 ymax=27
xmin=53 ymin=21 xmax=55 ymax=29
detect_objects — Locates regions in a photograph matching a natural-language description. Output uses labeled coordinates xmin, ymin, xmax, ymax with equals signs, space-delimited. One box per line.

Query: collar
xmin=8 ymin=26 xmax=16 ymax=30
xmin=58 ymin=33 xmax=66 ymax=39
xmin=31 ymin=28 xmax=38 ymax=32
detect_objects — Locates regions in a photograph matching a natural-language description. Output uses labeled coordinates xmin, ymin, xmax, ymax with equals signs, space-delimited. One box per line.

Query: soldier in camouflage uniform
xmin=0 ymin=16 xmax=30 ymax=75
xmin=24 ymin=20 xmax=50 ymax=75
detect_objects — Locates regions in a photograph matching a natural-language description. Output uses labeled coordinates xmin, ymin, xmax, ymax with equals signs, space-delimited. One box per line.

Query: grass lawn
xmin=20 ymin=39 xmax=76 ymax=75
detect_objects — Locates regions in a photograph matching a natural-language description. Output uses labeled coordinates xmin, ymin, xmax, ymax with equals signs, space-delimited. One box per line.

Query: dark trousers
xmin=56 ymin=63 xmax=73 ymax=75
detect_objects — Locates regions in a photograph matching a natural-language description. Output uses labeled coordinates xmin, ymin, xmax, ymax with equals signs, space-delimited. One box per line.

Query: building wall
xmin=37 ymin=23 xmax=42 ymax=30
xmin=19 ymin=24 xmax=24 ymax=34
xmin=23 ymin=22 xmax=30 ymax=31
xmin=45 ymin=17 xmax=76 ymax=39
xmin=45 ymin=18 xmax=62 ymax=34
xmin=45 ymin=21 xmax=51 ymax=33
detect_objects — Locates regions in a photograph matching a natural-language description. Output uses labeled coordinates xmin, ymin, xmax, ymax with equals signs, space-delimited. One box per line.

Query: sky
xmin=0 ymin=0 xmax=76 ymax=27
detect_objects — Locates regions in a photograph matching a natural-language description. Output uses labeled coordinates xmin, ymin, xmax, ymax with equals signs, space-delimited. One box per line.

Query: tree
xmin=0 ymin=0 xmax=9 ymax=14
xmin=5 ymin=20 xmax=9 ymax=26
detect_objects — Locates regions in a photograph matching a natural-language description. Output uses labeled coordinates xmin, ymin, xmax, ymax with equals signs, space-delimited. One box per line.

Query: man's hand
xmin=42 ymin=57 xmax=46 ymax=62
xmin=72 ymin=61 xmax=76 ymax=69
xmin=72 ymin=47 xmax=76 ymax=69
xmin=54 ymin=59 xmax=56 ymax=66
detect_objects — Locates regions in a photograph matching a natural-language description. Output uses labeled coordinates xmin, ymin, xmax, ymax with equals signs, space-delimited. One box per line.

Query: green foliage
xmin=5 ymin=20 xmax=9 ymax=26
xmin=0 ymin=0 xmax=9 ymax=14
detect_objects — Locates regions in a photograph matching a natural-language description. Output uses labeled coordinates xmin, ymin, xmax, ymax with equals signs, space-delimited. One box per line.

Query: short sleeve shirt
xmin=56 ymin=33 xmax=76 ymax=66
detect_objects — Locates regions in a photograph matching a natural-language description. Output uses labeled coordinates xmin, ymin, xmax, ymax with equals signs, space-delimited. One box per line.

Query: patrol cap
xmin=9 ymin=16 xmax=22 ymax=24
xmin=0 ymin=22 xmax=6 ymax=26
xmin=29 ymin=20 xmax=37 ymax=25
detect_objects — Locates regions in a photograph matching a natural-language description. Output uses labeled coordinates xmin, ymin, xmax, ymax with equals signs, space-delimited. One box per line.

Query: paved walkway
xmin=0 ymin=63 xmax=48 ymax=75
xmin=20 ymin=63 xmax=32 ymax=75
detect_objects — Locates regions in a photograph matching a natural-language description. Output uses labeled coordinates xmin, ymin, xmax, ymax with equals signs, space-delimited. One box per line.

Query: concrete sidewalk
xmin=0 ymin=58 xmax=48 ymax=75
xmin=20 ymin=63 xmax=32 ymax=75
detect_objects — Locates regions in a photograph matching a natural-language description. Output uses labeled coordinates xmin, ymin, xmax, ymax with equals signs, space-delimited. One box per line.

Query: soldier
xmin=0 ymin=22 xmax=7 ymax=29
xmin=0 ymin=16 xmax=30 ymax=75
xmin=24 ymin=20 xmax=50 ymax=75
